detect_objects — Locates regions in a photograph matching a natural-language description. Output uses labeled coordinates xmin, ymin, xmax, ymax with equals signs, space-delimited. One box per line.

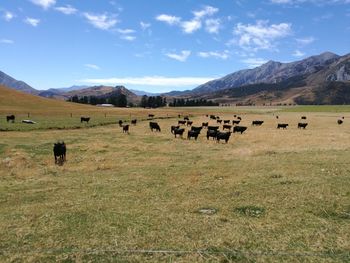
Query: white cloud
xmin=55 ymin=5 xmax=77 ymax=15
xmin=0 ymin=39 xmax=14 ymax=44
xmin=155 ymin=14 xmax=181 ymax=25
xmin=165 ymin=50 xmax=191 ymax=62
xmin=24 ymin=17 xmax=40 ymax=27
xmin=205 ymin=19 xmax=221 ymax=34
xmin=292 ymin=50 xmax=305 ymax=57
xmin=296 ymin=36 xmax=315 ymax=45
xmin=3 ymin=11 xmax=14 ymax=21
xmin=85 ymin=64 xmax=100 ymax=70
xmin=193 ymin=5 xmax=219 ymax=19
xmin=241 ymin=58 xmax=268 ymax=68
xmin=83 ymin=13 xmax=118 ymax=30
xmin=181 ymin=19 xmax=202 ymax=34
xmin=116 ymin=28 xmax=135 ymax=34
xmin=198 ymin=50 xmax=229 ymax=60
xmin=79 ymin=76 xmax=216 ymax=87
xmin=30 ymin=0 xmax=56 ymax=9
xmin=120 ymin=35 xmax=136 ymax=41
xmin=233 ymin=20 xmax=292 ymax=52
xmin=140 ymin=21 xmax=151 ymax=30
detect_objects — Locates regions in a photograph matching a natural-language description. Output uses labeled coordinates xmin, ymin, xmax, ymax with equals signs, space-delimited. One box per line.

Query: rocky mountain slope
xmin=0 ymin=71 xmax=38 ymax=95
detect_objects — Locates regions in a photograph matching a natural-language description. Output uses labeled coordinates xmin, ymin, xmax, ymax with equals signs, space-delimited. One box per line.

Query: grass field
xmin=1 ymin=105 xmax=349 ymax=262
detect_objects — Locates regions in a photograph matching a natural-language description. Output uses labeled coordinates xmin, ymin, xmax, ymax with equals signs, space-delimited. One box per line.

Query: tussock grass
xmin=0 ymin=107 xmax=349 ymax=262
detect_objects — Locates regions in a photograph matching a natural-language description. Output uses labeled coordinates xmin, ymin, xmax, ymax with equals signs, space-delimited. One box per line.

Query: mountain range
xmin=1 ymin=51 xmax=350 ymax=105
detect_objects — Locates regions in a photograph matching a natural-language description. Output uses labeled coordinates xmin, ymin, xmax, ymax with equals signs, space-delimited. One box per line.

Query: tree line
xmin=68 ymin=94 xmax=128 ymax=107
xmin=169 ymin=98 xmax=219 ymax=107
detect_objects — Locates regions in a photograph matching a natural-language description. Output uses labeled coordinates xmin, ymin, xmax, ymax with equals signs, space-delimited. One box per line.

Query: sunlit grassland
xmin=0 ymin=107 xmax=349 ymax=262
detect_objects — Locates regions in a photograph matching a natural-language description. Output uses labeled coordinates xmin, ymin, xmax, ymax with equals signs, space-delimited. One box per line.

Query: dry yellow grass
xmin=0 ymin=108 xmax=349 ymax=262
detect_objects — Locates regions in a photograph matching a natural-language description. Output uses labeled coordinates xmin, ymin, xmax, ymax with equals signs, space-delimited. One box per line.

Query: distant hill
xmin=130 ymin=89 xmax=160 ymax=96
xmin=0 ymin=70 xmax=38 ymax=95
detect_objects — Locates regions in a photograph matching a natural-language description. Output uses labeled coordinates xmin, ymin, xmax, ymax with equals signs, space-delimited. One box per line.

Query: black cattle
xmin=217 ymin=119 xmax=222 ymax=124
xmin=298 ymin=123 xmax=308 ymax=129
xmin=178 ymin=120 xmax=186 ymax=125
xmin=232 ymin=120 xmax=240 ymax=125
xmin=118 ymin=120 xmax=123 ymax=127
xmin=174 ymin=128 xmax=185 ymax=138
xmin=184 ymin=116 xmax=189 ymax=121
xmin=338 ymin=119 xmax=343 ymax=125
xmin=131 ymin=119 xmax=137 ymax=125
xmin=342 ymin=116 xmax=345 ymax=119
xmin=149 ymin=122 xmax=161 ymax=132
xmin=223 ymin=120 xmax=230 ymax=124
xmin=202 ymin=122 xmax=209 ymax=128
xmin=210 ymin=115 xmax=216 ymax=120
xmin=187 ymin=130 xmax=200 ymax=140
xmin=206 ymin=129 xmax=218 ymax=140
xmin=233 ymin=126 xmax=247 ymax=134
xmin=187 ymin=121 xmax=193 ymax=126
xmin=223 ymin=124 xmax=232 ymax=131
xmin=252 ymin=120 xmax=264 ymax=126
xmin=277 ymin=123 xmax=288 ymax=129
xmin=301 ymin=116 xmax=307 ymax=120
xmin=53 ymin=142 xmax=66 ymax=165
xmin=216 ymin=131 xmax=231 ymax=143
xmin=208 ymin=125 xmax=219 ymax=131
xmin=276 ymin=116 xmax=279 ymax=119
xmin=191 ymin=126 xmax=202 ymax=133
xmin=6 ymin=115 xmax=15 ymax=123
xmin=122 ymin=124 xmax=129 ymax=133
xmin=81 ymin=117 xmax=90 ymax=123
xmin=148 ymin=114 xmax=155 ymax=118
xmin=233 ymin=114 xmax=237 ymax=118
xmin=237 ymin=116 xmax=242 ymax=120
xmin=171 ymin=125 xmax=180 ymax=134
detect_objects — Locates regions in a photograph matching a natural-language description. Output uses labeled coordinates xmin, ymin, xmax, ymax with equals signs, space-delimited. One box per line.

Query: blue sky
xmin=0 ymin=0 xmax=349 ymax=92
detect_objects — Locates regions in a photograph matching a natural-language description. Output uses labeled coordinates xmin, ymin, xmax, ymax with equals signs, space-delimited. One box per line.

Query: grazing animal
xmin=187 ymin=121 xmax=193 ymax=126
xmin=81 ymin=117 xmax=90 ymax=123
xmin=223 ymin=120 xmax=230 ymax=124
xmin=6 ymin=115 xmax=15 ymax=123
xmin=202 ymin=122 xmax=209 ymax=128
xmin=210 ymin=115 xmax=216 ymax=120
xmin=122 ymin=124 xmax=129 ymax=133
xmin=338 ymin=119 xmax=343 ymax=125
xmin=298 ymin=123 xmax=308 ymax=129
xmin=187 ymin=130 xmax=200 ymax=140
xmin=118 ymin=120 xmax=123 ymax=127
xmin=252 ymin=120 xmax=264 ymax=126
xmin=217 ymin=119 xmax=222 ymax=124
xmin=277 ymin=123 xmax=288 ymax=129
xmin=184 ymin=116 xmax=189 ymax=121
xmin=171 ymin=125 xmax=180 ymax=134
xmin=223 ymin=124 xmax=232 ymax=131
xmin=216 ymin=131 xmax=231 ymax=143
xmin=276 ymin=116 xmax=279 ymax=119
xmin=342 ymin=116 xmax=345 ymax=119
xmin=174 ymin=128 xmax=185 ymax=138
xmin=208 ymin=126 xmax=219 ymax=131
xmin=206 ymin=129 xmax=218 ymax=140
xmin=131 ymin=119 xmax=137 ymax=125
xmin=148 ymin=114 xmax=155 ymax=118
xmin=237 ymin=116 xmax=242 ymax=120
xmin=191 ymin=126 xmax=202 ymax=133
xmin=301 ymin=116 xmax=307 ymax=120
xmin=234 ymin=115 xmax=237 ymax=117
xmin=233 ymin=126 xmax=247 ymax=134
xmin=149 ymin=122 xmax=161 ymax=132
xmin=53 ymin=142 xmax=66 ymax=165
xmin=232 ymin=120 xmax=240 ymax=125
xmin=178 ymin=120 xmax=186 ymax=125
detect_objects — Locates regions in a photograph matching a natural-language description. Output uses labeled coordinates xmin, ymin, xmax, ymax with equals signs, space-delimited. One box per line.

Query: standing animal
xmin=232 ymin=120 xmax=240 ymax=125
xmin=149 ymin=122 xmax=161 ymax=132
xmin=252 ymin=120 xmax=264 ymax=126
xmin=206 ymin=129 xmax=218 ymax=140
xmin=178 ymin=120 xmax=186 ymax=125
xmin=223 ymin=124 xmax=232 ymax=131
xmin=148 ymin=114 xmax=155 ymax=118
xmin=186 ymin=121 xmax=193 ymax=126
xmin=53 ymin=142 xmax=66 ymax=165
xmin=276 ymin=116 xmax=279 ymax=119
xmin=81 ymin=117 xmax=90 ymax=123
xmin=208 ymin=126 xmax=219 ymax=131
xmin=338 ymin=119 xmax=343 ymax=125
xmin=131 ymin=119 xmax=137 ymax=125
xmin=298 ymin=123 xmax=308 ymax=129
xmin=174 ymin=128 xmax=185 ymax=138
xmin=171 ymin=125 xmax=180 ymax=134
xmin=277 ymin=123 xmax=288 ymax=129
xmin=217 ymin=119 xmax=222 ymax=124
xmin=202 ymin=122 xmax=208 ymax=128
xmin=184 ymin=116 xmax=189 ymax=121
xmin=191 ymin=126 xmax=202 ymax=133
xmin=6 ymin=115 xmax=15 ymax=123
xmin=216 ymin=131 xmax=231 ymax=143
xmin=122 ymin=124 xmax=129 ymax=133
xmin=223 ymin=120 xmax=230 ymax=124
xmin=187 ymin=130 xmax=200 ymax=140
xmin=237 ymin=116 xmax=242 ymax=120
xmin=301 ymin=116 xmax=307 ymax=120
xmin=118 ymin=120 xmax=123 ymax=127
xmin=210 ymin=115 xmax=216 ymax=120
xmin=233 ymin=126 xmax=247 ymax=134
